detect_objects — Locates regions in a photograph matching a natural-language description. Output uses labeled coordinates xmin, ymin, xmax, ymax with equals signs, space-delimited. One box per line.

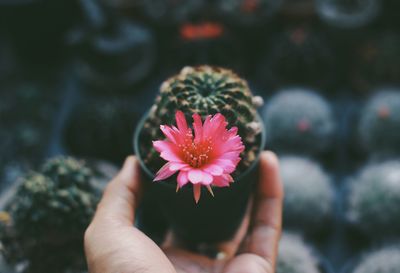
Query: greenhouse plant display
xmin=346 ymin=160 xmax=400 ymax=239
xmin=280 ymin=156 xmax=335 ymax=234
xmin=134 ymin=65 xmax=265 ymax=247
xmin=0 ymin=156 xmax=116 ymax=273
xmin=263 ymin=88 xmax=336 ymax=155
xmin=358 ymin=89 xmax=400 ymax=157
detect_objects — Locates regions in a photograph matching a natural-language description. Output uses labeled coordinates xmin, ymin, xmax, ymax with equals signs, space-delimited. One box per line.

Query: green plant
xmin=263 ymin=88 xmax=335 ymax=155
xmin=0 ymin=156 xmax=115 ymax=273
xmin=277 ymin=233 xmax=321 ymax=273
xmin=358 ymin=89 xmax=400 ymax=156
xmin=280 ymin=156 xmax=334 ymax=232
xmin=141 ymin=65 xmax=263 ymax=173
xmin=347 ymin=160 xmax=400 ymax=238
xmin=352 ymin=246 xmax=400 ymax=273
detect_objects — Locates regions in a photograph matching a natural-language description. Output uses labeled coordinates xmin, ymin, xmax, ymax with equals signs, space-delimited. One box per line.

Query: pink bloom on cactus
xmin=153 ymin=111 xmax=245 ymax=203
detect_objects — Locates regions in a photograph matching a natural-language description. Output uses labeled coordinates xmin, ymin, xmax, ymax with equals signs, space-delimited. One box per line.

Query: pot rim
xmin=133 ymin=110 xmax=266 ymax=187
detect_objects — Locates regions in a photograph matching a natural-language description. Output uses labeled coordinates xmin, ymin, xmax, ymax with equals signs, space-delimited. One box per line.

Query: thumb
xmin=93 ymin=156 xmax=142 ymax=226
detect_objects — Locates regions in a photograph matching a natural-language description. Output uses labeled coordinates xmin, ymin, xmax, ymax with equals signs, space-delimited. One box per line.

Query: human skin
xmin=84 ymin=151 xmax=283 ymax=273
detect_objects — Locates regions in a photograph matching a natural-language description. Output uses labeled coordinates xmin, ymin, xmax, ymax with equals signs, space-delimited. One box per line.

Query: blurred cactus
xmin=280 ymin=156 xmax=334 ymax=233
xmin=0 ymin=156 xmax=115 ymax=273
xmin=347 ymin=160 xmax=400 ymax=239
xmin=358 ymin=89 xmax=400 ymax=157
xmin=215 ymin=0 xmax=283 ymax=25
xmin=352 ymin=246 xmax=400 ymax=273
xmin=141 ymin=65 xmax=263 ymax=172
xmin=277 ymin=233 xmax=321 ymax=273
xmin=351 ymin=33 xmax=400 ymax=93
xmin=64 ymin=97 xmax=140 ymax=163
xmin=316 ymin=0 xmax=380 ymax=28
xmin=263 ymin=88 xmax=335 ymax=155
xmin=140 ymin=0 xmax=205 ymax=25
xmin=171 ymin=22 xmax=243 ymax=72
xmin=260 ymin=27 xmax=335 ymax=90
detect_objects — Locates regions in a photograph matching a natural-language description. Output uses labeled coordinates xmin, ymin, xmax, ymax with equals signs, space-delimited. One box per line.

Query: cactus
xmin=263 ymin=88 xmax=335 ymax=155
xmin=215 ymin=0 xmax=283 ymax=25
xmin=277 ymin=233 xmax=321 ymax=273
xmin=280 ymin=156 xmax=334 ymax=233
xmin=140 ymin=0 xmax=204 ymax=24
xmin=0 ymin=156 xmax=115 ymax=273
xmin=347 ymin=160 xmax=400 ymax=239
xmin=358 ymin=89 xmax=400 ymax=157
xmin=351 ymin=32 xmax=400 ymax=93
xmin=352 ymin=246 xmax=400 ymax=273
xmin=260 ymin=27 xmax=335 ymax=90
xmin=64 ymin=97 xmax=140 ymax=163
xmin=316 ymin=0 xmax=380 ymax=28
xmin=73 ymin=13 xmax=156 ymax=92
xmin=141 ymin=65 xmax=263 ymax=173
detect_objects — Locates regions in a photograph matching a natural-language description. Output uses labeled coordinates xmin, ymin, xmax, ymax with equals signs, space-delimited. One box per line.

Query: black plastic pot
xmin=134 ymin=111 xmax=265 ymax=247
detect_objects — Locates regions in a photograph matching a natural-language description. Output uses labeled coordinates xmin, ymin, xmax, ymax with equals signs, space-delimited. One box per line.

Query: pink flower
xmin=153 ymin=111 xmax=245 ymax=203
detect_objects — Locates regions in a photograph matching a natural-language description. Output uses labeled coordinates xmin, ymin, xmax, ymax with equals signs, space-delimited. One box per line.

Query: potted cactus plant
xmin=0 ymin=156 xmax=117 ymax=273
xmin=134 ymin=66 xmax=265 ymax=248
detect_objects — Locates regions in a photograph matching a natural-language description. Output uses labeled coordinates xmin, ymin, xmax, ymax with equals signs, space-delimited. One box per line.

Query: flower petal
xmin=193 ymin=184 xmax=202 ymax=204
xmin=212 ymin=175 xmax=230 ymax=187
xmin=177 ymin=171 xmax=189 ymax=187
xmin=201 ymin=172 xmax=213 ymax=185
xmin=188 ymin=169 xmax=204 ymax=184
xmin=203 ymin=164 xmax=224 ymax=176
xmin=160 ymin=125 xmax=178 ymax=144
xmin=170 ymin=162 xmax=188 ymax=171
xmin=175 ymin=111 xmax=189 ymax=132
xmin=160 ymin=150 xmax=183 ymax=163
xmin=154 ymin=163 xmax=177 ymax=181
xmin=215 ymin=159 xmax=236 ymax=173
xmin=192 ymin=113 xmax=203 ymax=143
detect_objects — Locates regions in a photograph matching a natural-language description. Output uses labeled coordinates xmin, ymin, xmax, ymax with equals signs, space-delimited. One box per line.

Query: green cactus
xmin=277 ymin=233 xmax=321 ymax=273
xmin=141 ymin=65 xmax=263 ymax=173
xmin=352 ymin=246 xmax=400 ymax=273
xmin=0 ymin=156 xmax=115 ymax=273
xmin=347 ymin=160 xmax=400 ymax=238
xmin=263 ymin=88 xmax=335 ymax=155
xmin=280 ymin=156 xmax=334 ymax=233
xmin=358 ymin=89 xmax=400 ymax=157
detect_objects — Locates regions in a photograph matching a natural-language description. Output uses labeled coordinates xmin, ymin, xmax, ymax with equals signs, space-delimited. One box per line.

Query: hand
xmin=84 ymin=151 xmax=283 ymax=273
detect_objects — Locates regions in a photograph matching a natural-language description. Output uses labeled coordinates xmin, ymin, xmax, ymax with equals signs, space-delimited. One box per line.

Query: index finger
xmin=243 ymin=151 xmax=284 ymax=269
xmin=93 ymin=156 xmax=142 ymax=226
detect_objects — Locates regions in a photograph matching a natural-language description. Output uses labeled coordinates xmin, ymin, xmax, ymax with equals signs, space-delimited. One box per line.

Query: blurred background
xmin=1 ymin=0 xmax=400 ymax=272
